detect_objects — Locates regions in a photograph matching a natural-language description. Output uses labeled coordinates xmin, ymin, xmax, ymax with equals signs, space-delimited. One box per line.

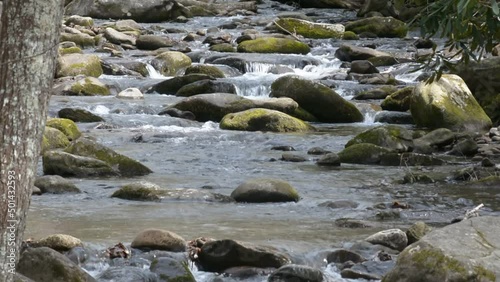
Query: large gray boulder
xmin=270 ymin=75 xmax=363 ymax=123
xmin=17 ymin=247 xmax=96 ymax=282
xmin=131 ymin=229 xmax=186 ymax=252
xmin=274 ymin=18 xmax=344 ymax=39
xmin=410 ymin=74 xmax=492 ymax=132
xmin=56 ymin=54 xmax=103 ymax=78
xmin=335 ymin=43 xmax=393 ymax=62
xmin=231 ymin=178 xmax=300 ymax=202
xmin=42 ymin=151 xmax=118 ymax=177
xmin=383 ymin=216 xmax=500 ymax=282
xmin=34 ymin=175 xmax=81 ymax=194
xmin=344 ymin=125 xmax=413 ymax=152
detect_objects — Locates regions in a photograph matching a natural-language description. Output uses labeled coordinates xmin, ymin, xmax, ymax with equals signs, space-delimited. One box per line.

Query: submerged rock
xmin=268 ymin=264 xmax=325 ymax=282
xmin=231 ymin=178 xmax=300 ymax=203
xmin=131 ymin=229 xmax=186 ymax=252
xmin=237 ymin=37 xmax=311 ymax=54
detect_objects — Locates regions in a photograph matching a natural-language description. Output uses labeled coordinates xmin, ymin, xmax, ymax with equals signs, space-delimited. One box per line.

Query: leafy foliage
xmin=412 ymin=0 xmax=500 ymax=82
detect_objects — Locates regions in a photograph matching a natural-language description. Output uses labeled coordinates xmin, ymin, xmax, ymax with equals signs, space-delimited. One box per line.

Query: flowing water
xmin=25 ymin=1 xmax=500 ymax=280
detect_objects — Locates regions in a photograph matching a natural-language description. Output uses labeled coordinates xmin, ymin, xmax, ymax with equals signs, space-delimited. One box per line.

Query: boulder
xmin=53 ymin=76 xmax=110 ymax=96
xmin=184 ymin=64 xmax=226 ymax=78
xmin=155 ymin=188 xmax=233 ymax=203
xmin=381 ymin=86 xmax=414 ymax=112
xmin=209 ymin=43 xmax=237 ymax=52
xmin=111 ymin=182 xmax=162 ymax=201
xmin=100 ymin=60 xmax=145 ymax=77
xmin=316 ymin=153 xmax=341 ymax=166
xmin=42 ymin=151 xmax=117 ymax=177
xmin=46 ymin=118 xmax=81 ymax=141
xmin=345 ymin=16 xmax=408 ymax=38
xmin=231 ymin=178 xmax=299 ymax=203
xmin=349 ymin=60 xmax=379 ymax=74
xmin=65 ymin=15 xmax=94 ymax=27
xmin=274 ymin=18 xmax=344 ymax=39
xmin=197 ymin=239 xmax=291 ymax=272
xmin=383 ymin=216 xmax=500 ymax=282
xmin=335 ymin=43 xmax=392 ymax=62
xmin=268 ymin=264 xmax=324 ymax=282
xmin=65 ymin=138 xmax=152 ymax=176
xmin=412 ymin=128 xmax=457 ymax=154
xmin=58 ymin=108 xmax=104 ymax=122
xmin=374 ymin=111 xmax=414 ymax=125
xmin=148 ymin=74 xmax=215 ymax=94
xmin=59 ymin=45 xmax=83 ymax=55
xmin=97 ymin=266 xmax=158 ymax=281
xmin=136 ymin=34 xmax=174 ymax=50
xmin=131 ymin=229 xmax=186 ymax=252
xmin=31 ymin=234 xmax=83 ymax=252
xmin=270 ymin=75 xmax=363 ymax=123
xmin=237 ymin=37 xmax=310 ymax=54
xmin=354 ymin=85 xmax=397 ymax=100
xmin=56 ymin=53 xmax=103 ymax=78
xmin=366 ymin=229 xmax=408 ymax=251
xmin=117 ymin=88 xmax=144 ymax=99
xmin=281 ymin=153 xmax=307 ymax=162
xmin=379 ymin=152 xmax=445 ymax=166
xmin=220 ymin=108 xmax=314 ymax=133
xmin=176 ymin=80 xmax=237 ymax=97
xmin=104 ymin=27 xmax=136 ymax=45
xmin=327 ymin=249 xmax=366 ymax=264
xmin=411 ymin=74 xmax=492 ymax=132
xmin=60 ymin=32 xmax=95 ymax=48
xmin=344 ymin=125 xmax=413 ymax=152
xmin=34 ymin=175 xmax=81 ymax=194
xmin=406 ymin=221 xmax=432 ymax=245
xmin=338 ymin=143 xmax=392 ymax=164
xmin=42 ymin=127 xmax=70 ymax=153
xmin=150 ymin=257 xmax=195 ymax=282
xmin=151 ymin=51 xmax=192 ymax=76
xmin=17 ymin=247 xmax=96 ymax=282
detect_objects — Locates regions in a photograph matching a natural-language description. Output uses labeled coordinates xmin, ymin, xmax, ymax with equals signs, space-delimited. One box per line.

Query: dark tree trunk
xmin=0 ymin=0 xmax=63 ymax=280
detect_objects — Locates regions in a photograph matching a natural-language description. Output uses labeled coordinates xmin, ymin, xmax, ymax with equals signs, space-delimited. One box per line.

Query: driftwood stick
xmin=272 ymin=20 xmax=303 ymax=42
xmin=464 ymin=203 xmax=484 ymax=219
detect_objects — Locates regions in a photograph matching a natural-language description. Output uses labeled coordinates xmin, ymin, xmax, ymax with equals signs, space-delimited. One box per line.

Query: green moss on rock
xmin=58 ymin=46 xmax=83 ymax=55
xmin=345 ymin=125 xmax=413 ymax=152
xmin=184 ymin=65 xmax=225 ymax=78
xmin=342 ymin=31 xmax=359 ymax=40
xmin=56 ymin=53 xmax=103 ymax=78
xmin=381 ymin=86 xmax=414 ymax=111
xmin=209 ymin=43 xmax=236 ymax=52
xmin=69 ymin=77 xmax=110 ymax=96
xmin=237 ymin=37 xmax=310 ymax=54
xmin=275 ymin=18 xmax=344 ymax=39
xmin=46 ymin=118 xmax=81 ymax=141
xmin=60 ymin=32 xmax=95 ymax=48
xmin=152 ymin=51 xmax=192 ymax=76
xmin=42 ymin=127 xmax=70 ymax=153
xmin=112 ymin=183 xmax=162 ymax=201
xmin=338 ymin=143 xmax=392 ymax=164
xmin=220 ymin=108 xmax=315 ymax=132
xmin=345 ymin=16 xmax=408 ymax=38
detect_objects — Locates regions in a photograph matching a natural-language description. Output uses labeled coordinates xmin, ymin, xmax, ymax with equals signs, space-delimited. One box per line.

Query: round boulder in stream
xmin=220 ymin=108 xmax=314 ymax=133
xmin=34 ymin=175 xmax=81 ymax=194
xmin=274 ymin=18 xmax=344 ymax=39
xmin=58 ymin=108 xmax=104 ymax=122
xmin=270 ymin=75 xmax=363 ymax=123
xmin=344 ymin=125 xmax=413 ymax=152
xmin=237 ymin=37 xmax=310 ymax=54
xmin=231 ymin=178 xmax=299 ymax=203
xmin=131 ymin=229 xmax=186 ymax=252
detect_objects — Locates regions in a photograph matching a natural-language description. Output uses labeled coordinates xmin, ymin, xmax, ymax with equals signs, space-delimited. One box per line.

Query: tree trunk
xmin=0 ymin=0 xmax=63 ymax=280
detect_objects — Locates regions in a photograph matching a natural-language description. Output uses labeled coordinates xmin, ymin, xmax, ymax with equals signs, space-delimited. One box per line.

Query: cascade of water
xmin=145 ymin=64 xmax=168 ymax=79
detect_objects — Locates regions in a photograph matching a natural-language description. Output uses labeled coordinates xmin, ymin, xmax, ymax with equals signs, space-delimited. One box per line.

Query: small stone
xmin=117 ymin=88 xmax=144 ymax=99
xmin=307 ymin=147 xmax=331 ymax=155
xmin=366 ymin=229 xmax=408 ymax=251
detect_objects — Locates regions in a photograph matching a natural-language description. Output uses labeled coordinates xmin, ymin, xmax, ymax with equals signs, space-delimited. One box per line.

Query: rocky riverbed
xmin=15 ymin=0 xmax=500 ymax=281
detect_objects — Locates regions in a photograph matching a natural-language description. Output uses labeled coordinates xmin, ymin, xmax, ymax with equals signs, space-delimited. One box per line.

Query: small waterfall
xmin=244 ymin=62 xmax=275 ymax=73
xmin=145 ymin=64 xmax=168 ymax=79
xmin=222 ymin=73 xmax=280 ymax=98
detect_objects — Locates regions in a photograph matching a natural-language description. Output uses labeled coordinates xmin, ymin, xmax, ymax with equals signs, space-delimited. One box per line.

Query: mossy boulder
xmin=345 ymin=16 xmax=408 ymax=38
xmin=270 ymin=75 xmax=363 ymax=123
xmin=231 ymin=178 xmax=299 ymax=203
xmin=147 ymin=74 xmax=215 ymax=94
xmin=184 ymin=64 xmax=226 ymax=78
xmin=345 ymin=125 xmax=413 ymax=152
xmin=131 ymin=229 xmax=186 ymax=252
xmin=274 ymin=18 xmax=344 ymax=39
xmin=42 ymin=151 xmax=118 ymax=177
xmin=151 ymin=51 xmax=192 ymax=76
xmin=56 ymin=54 xmax=103 ymax=78
xmin=111 ymin=182 xmax=162 ymax=201
xmin=383 ymin=216 xmax=500 ymax=282
xmin=338 ymin=143 xmax=392 ymax=164
xmin=60 ymin=32 xmax=95 ymax=48
xmin=31 ymin=234 xmax=83 ymax=252
xmin=136 ymin=34 xmax=174 ymax=50
xmin=406 ymin=221 xmax=432 ymax=245
xmin=42 ymin=127 xmax=70 ymax=153
xmin=58 ymin=108 xmax=104 ymax=123
xmin=65 ymin=15 xmax=94 ymax=27
xmin=381 ymin=86 xmax=414 ymax=111
xmin=237 ymin=37 xmax=310 ymax=54
xmin=65 ymin=138 xmax=152 ymax=176
xmin=34 ymin=175 xmax=81 ymax=194
xmin=59 ymin=46 xmax=83 ymax=55
xmin=64 ymin=76 xmax=110 ymax=96
xmin=17 ymin=247 xmax=96 ymax=282
xmin=220 ymin=108 xmax=314 ymax=133
xmin=335 ymin=43 xmax=392 ymax=62
xmin=354 ymin=85 xmax=398 ymax=100
xmin=209 ymin=43 xmax=237 ymax=52
xmin=46 ymin=118 xmax=81 ymax=141
xmin=410 ymin=74 xmax=492 ymax=132
xmin=176 ymin=80 xmax=236 ymax=97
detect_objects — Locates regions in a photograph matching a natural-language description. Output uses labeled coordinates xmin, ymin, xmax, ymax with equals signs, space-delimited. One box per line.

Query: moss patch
xmin=69 ymin=77 xmax=110 ymax=96
xmin=237 ymin=37 xmax=310 ymax=54
xmin=345 ymin=16 xmax=408 ymax=38
xmin=220 ymin=108 xmax=315 ymax=132
xmin=275 ymin=18 xmax=344 ymax=39
xmin=46 ymin=118 xmax=81 ymax=141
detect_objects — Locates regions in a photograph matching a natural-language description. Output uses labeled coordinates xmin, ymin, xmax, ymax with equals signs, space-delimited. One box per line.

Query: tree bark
xmin=0 ymin=0 xmax=63 ymax=280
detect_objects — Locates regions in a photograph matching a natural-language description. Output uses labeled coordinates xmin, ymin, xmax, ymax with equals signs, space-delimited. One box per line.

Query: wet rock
xmin=349 ymin=60 xmax=379 ymax=74
xmin=231 ymin=178 xmax=299 ymax=203
xmin=223 ymin=266 xmax=274 ymax=279
xmin=345 ymin=125 xmax=413 ymax=152
xmin=54 ymin=76 xmax=110 ymax=96
xmin=384 ymin=216 xmax=500 ymax=282
xmin=104 ymin=27 xmax=136 ymax=45
xmin=34 ymin=175 xmax=81 ymax=194
xmin=374 ymin=111 xmax=414 ymax=125
xmin=66 ymin=246 xmax=89 ymax=265
xmin=341 ymin=268 xmax=381 ymax=280
xmin=184 ymin=64 xmax=226 ymax=78
xmin=57 ymin=53 xmax=102 ymax=78
xmin=335 ymin=43 xmax=392 ymax=62
xmin=342 ymin=260 xmax=395 ymax=280
xmin=100 ymin=60 xmax=144 ymax=76
xmin=308 ymin=147 xmax=331 ymax=155
xmin=197 ymin=239 xmax=291 ymax=272
xmin=274 ymin=18 xmax=344 ymax=39
xmin=406 ymin=221 xmax=432 ymax=245
xmin=117 ymin=88 xmax=144 ymax=99
xmin=319 ymin=200 xmax=359 ymax=209
xmin=339 ymin=143 xmax=392 ymax=164
xmin=268 ymin=264 xmax=324 ymax=282
xmin=32 ymin=186 xmax=42 ymax=196
xmin=158 ymin=108 xmax=196 ymax=120
xmin=270 ymin=75 xmax=363 ymax=123
xmin=17 ymin=247 xmax=96 ymax=282
xmin=366 ymin=228 xmax=408 ymax=251
xmin=112 ymin=181 xmax=162 ymax=201
xmin=354 ymin=85 xmax=397 ymax=100
xmin=352 ymin=73 xmax=399 ymax=85
xmin=316 ymin=153 xmax=341 ymax=166
xmin=58 ymin=108 xmax=104 ymax=122
xmin=327 ymin=249 xmax=366 ymax=264
xmin=43 ymin=151 xmax=117 ymax=177
xmin=281 ymin=153 xmax=307 ymax=162
xmin=65 ymin=15 xmax=94 ymax=27
xmin=65 ymin=137 xmax=152 ymax=176
xmin=131 ymin=229 xmax=186 ymax=252
xmin=209 ymin=43 xmax=237 ymax=52
xmin=60 ymin=32 xmax=95 ymax=48
xmin=381 ymin=86 xmax=414 ymax=112
xmin=148 ymin=74 xmax=215 ymax=94
xmin=412 ymin=128 xmax=457 ymax=154
xmin=150 ymin=257 xmax=195 ymax=282
xmin=272 ymin=145 xmax=296 ymax=151
xmin=447 ymin=136 xmax=478 ymax=156
xmin=136 ymin=34 xmax=174 ymax=50
xmin=176 ymin=79 xmax=237 ymax=97
xmin=345 ymin=16 xmax=408 ymax=38
xmin=411 ymin=74 xmax=492 ymax=133
xmin=46 ymin=118 xmax=81 ymax=141
xmin=151 ymin=51 xmax=192 ymax=76
xmin=159 ymin=188 xmax=234 ymax=203
xmin=97 ymin=266 xmax=158 ymax=282
xmin=220 ymin=108 xmax=314 ymax=133
xmin=380 ymin=152 xmax=445 ymax=166
xmin=237 ymin=37 xmax=310 ymax=54
xmin=31 ymin=234 xmax=83 ymax=252
xmin=335 ymin=218 xmax=373 ymax=228
xmin=42 ymin=127 xmax=70 ymax=153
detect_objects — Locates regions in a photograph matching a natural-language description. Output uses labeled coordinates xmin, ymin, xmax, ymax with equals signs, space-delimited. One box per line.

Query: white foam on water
xmin=92 ymin=105 xmax=110 ymax=115
xmin=145 ymin=63 xmax=169 ymax=79
xmin=138 ymin=121 xmax=219 ymax=133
